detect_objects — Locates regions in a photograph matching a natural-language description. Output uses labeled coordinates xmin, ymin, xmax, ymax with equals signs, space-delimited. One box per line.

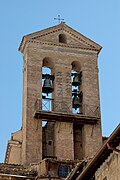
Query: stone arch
xmin=42 ymin=57 xmax=54 ymax=70
xmin=71 ymin=61 xmax=81 ymax=72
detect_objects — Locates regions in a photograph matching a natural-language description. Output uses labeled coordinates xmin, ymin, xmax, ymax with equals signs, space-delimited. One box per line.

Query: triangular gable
xmin=19 ymin=23 xmax=102 ymax=53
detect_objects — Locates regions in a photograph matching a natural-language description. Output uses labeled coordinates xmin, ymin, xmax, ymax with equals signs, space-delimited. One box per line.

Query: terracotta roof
xmin=0 ymin=163 xmax=37 ymax=178
xmin=66 ymin=161 xmax=87 ymax=180
xmin=76 ymin=124 xmax=120 ymax=180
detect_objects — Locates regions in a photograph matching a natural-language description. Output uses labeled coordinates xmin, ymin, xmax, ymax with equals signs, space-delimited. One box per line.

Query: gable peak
xmin=19 ymin=23 xmax=102 ymax=53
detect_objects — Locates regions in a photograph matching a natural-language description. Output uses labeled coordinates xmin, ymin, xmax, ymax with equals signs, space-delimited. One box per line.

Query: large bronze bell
xmin=42 ymin=74 xmax=54 ymax=95
xmin=42 ymin=78 xmax=53 ymax=95
xmin=72 ymin=90 xmax=83 ymax=110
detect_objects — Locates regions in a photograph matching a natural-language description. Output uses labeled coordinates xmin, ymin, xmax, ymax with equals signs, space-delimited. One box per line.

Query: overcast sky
xmin=0 ymin=0 xmax=120 ymax=162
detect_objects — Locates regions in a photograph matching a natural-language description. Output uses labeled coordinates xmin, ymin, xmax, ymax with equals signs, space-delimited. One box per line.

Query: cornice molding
xmin=20 ymin=39 xmax=100 ymax=55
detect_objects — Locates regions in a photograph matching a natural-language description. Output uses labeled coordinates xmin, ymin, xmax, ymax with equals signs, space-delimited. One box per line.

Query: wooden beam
xmin=34 ymin=110 xmax=99 ymax=125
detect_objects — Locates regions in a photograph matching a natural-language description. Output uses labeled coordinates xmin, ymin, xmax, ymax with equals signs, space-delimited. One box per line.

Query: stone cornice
xmin=19 ymin=39 xmax=100 ymax=55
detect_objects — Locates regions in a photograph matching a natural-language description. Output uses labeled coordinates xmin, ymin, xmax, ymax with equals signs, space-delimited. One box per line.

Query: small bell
xmin=72 ymin=90 xmax=83 ymax=110
xmin=72 ymin=75 xmax=80 ymax=87
xmin=72 ymin=95 xmax=81 ymax=110
xmin=72 ymin=72 xmax=82 ymax=87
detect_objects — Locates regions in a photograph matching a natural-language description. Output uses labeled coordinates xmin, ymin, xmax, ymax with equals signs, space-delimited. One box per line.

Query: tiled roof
xmin=0 ymin=163 xmax=37 ymax=177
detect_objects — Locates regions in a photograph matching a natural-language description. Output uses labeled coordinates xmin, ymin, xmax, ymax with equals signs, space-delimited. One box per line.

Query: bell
xmin=72 ymin=74 xmax=80 ymax=87
xmin=42 ymin=77 xmax=53 ymax=95
xmin=72 ymin=95 xmax=81 ymax=110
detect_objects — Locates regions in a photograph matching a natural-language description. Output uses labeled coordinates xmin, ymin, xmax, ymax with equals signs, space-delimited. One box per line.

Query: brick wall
xmin=20 ymin=26 xmax=102 ymax=165
xmin=22 ymin=48 xmax=43 ymax=165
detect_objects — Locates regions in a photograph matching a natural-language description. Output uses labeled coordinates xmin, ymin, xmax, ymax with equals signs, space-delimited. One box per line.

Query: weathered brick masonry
xmin=3 ymin=23 xmax=104 ymax=179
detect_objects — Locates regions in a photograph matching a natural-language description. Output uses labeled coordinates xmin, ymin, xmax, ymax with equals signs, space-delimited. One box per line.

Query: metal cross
xmin=54 ymin=15 xmax=64 ymax=24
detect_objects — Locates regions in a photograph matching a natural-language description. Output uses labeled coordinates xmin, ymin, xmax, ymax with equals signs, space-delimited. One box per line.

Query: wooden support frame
xmin=34 ymin=110 xmax=99 ymax=125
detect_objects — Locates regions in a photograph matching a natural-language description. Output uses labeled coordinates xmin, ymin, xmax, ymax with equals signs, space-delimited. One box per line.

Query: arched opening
xmin=42 ymin=58 xmax=54 ymax=126
xmin=71 ymin=61 xmax=82 ymax=114
xmin=59 ymin=34 xmax=67 ymax=43
xmin=42 ymin=57 xmax=54 ymax=111
xmin=71 ymin=61 xmax=81 ymax=72
xmin=42 ymin=58 xmax=55 ymax=159
xmin=42 ymin=66 xmax=53 ymax=101
xmin=43 ymin=57 xmax=54 ymax=69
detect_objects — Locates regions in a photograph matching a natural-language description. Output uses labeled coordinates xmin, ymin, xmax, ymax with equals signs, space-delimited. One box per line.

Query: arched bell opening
xmin=42 ymin=58 xmax=55 ymax=158
xmin=42 ymin=58 xmax=54 ymax=113
xmin=71 ymin=61 xmax=83 ymax=114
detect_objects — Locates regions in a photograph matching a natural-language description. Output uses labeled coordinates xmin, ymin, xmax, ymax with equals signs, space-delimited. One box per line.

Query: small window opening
xmin=59 ymin=34 xmax=67 ymax=43
xmin=48 ymin=140 xmax=52 ymax=146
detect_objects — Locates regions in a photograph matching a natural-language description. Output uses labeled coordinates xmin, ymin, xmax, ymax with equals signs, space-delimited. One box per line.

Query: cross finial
xmin=54 ymin=15 xmax=64 ymax=24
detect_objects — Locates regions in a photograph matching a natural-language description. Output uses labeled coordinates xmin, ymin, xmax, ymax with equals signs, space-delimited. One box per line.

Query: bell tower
xmin=19 ymin=23 xmax=102 ymax=165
